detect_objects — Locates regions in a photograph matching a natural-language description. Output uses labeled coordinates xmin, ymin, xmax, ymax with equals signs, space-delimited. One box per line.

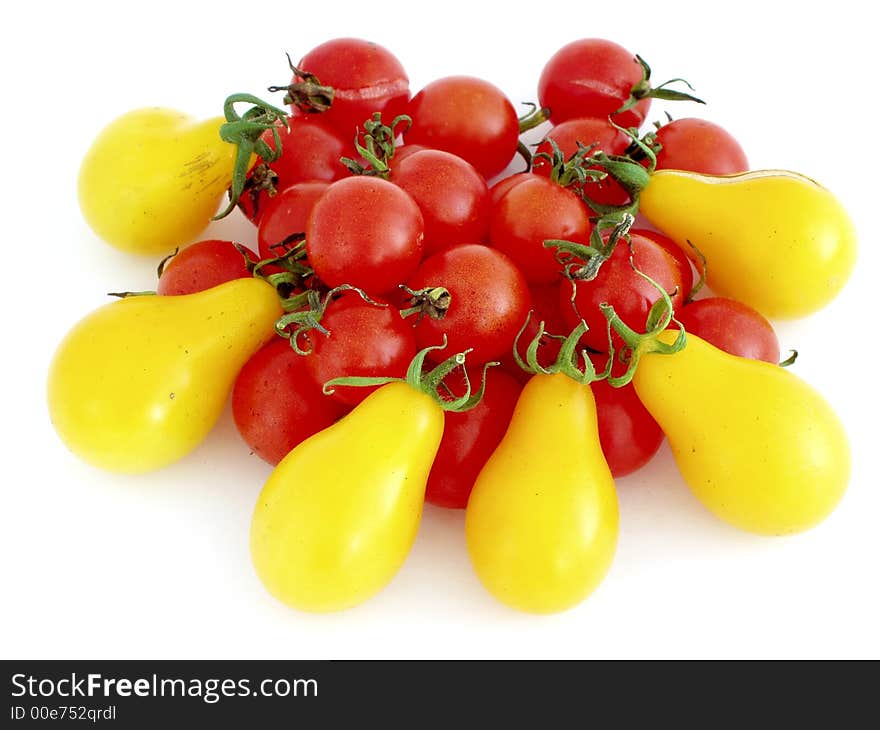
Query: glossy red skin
xmin=632 ymin=228 xmax=694 ymax=298
xmin=156 ymin=240 xmax=256 ymax=296
xmin=232 ymin=338 xmax=347 ymax=466
xmin=306 ymin=176 xmax=424 ymax=295
xmin=426 ymin=369 xmax=522 ymax=509
xmin=257 ymin=181 xmax=329 ymax=260
xmin=538 ymin=38 xmax=651 ymax=129
xmin=239 ymin=118 xmax=349 ymax=223
xmin=305 ymin=293 xmax=417 ymax=407
xmin=490 ymin=176 xmax=591 ymax=284
xmin=406 ymin=244 xmax=531 ymax=365
xmin=391 ymin=144 xmax=430 ymax=167
xmin=559 ymin=231 xmax=686 ymax=352
xmin=532 ymin=117 xmax=632 ymax=207
xmin=406 ymin=76 xmax=519 ymax=179
xmin=675 ymin=297 xmax=780 ymax=364
xmin=488 ymin=172 xmax=537 ymax=207
xmin=390 ymin=149 xmax=491 ymax=253
xmin=293 ymin=38 xmax=410 ymax=136
xmin=654 ymin=118 xmax=748 ymax=175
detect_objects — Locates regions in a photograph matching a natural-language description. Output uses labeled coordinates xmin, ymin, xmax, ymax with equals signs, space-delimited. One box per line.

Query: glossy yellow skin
xmin=634 ymin=332 xmax=850 ymax=535
xmin=47 ymin=279 xmax=281 ymax=473
xmin=465 ymin=373 xmax=619 ymax=614
xmin=251 ymin=382 xmax=444 ymax=613
xmin=78 ymin=108 xmax=238 ymax=255
xmin=639 ymin=169 xmax=857 ymax=319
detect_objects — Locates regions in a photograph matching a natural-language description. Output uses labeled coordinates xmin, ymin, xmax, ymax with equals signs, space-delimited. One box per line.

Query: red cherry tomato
xmin=406 ymin=244 xmax=531 ymax=365
xmin=489 ymin=172 xmax=538 ymax=206
xmin=391 ymin=143 xmax=430 ymax=167
xmin=257 ymin=181 xmax=329 ymax=260
xmin=232 ymin=338 xmax=347 ymax=466
xmin=559 ymin=230 xmax=686 ymax=352
xmin=532 ymin=117 xmax=632 ymax=207
xmin=426 ymin=369 xmax=522 ymax=509
xmin=633 ymin=228 xmax=694 ymax=298
xmin=306 ymin=292 xmax=417 ymax=407
xmin=675 ymin=297 xmax=780 ymax=363
xmin=156 ymin=240 xmax=256 ymax=296
xmin=490 ymin=176 xmax=591 ymax=284
xmin=538 ymin=38 xmax=651 ymax=129
xmin=391 ymin=149 xmax=491 ymax=254
xmin=291 ymin=37 xmax=410 ymax=136
xmin=407 ymin=76 xmax=519 ymax=179
xmin=306 ymin=176 xmax=424 ymax=295
xmin=654 ymin=118 xmax=748 ymax=175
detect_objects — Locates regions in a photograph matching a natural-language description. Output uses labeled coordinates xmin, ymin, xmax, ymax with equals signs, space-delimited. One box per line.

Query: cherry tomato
xmin=406 ymin=244 xmax=531 ymax=365
xmin=675 ymin=297 xmax=780 ymax=363
xmin=426 ymin=369 xmax=522 ymax=509
xmin=488 ymin=172 xmax=537 ymax=206
xmin=156 ymin=239 xmax=256 ymax=296
xmin=391 ymin=143 xmax=429 ymax=167
xmin=306 ymin=176 xmax=424 ymax=295
xmin=633 ymin=228 xmax=694 ymax=298
xmin=559 ymin=230 xmax=686 ymax=352
xmin=306 ymin=292 xmax=417 ymax=407
xmin=291 ymin=38 xmax=410 ymax=137
xmin=532 ymin=117 xmax=632 ymax=207
xmin=257 ymin=181 xmax=329 ymax=260
xmin=654 ymin=118 xmax=748 ymax=175
xmin=232 ymin=338 xmax=347 ymax=465
xmin=406 ymin=76 xmax=519 ymax=179
xmin=390 ymin=149 xmax=491 ymax=253
xmin=538 ymin=39 xmax=650 ymax=129
xmin=490 ymin=176 xmax=591 ymax=284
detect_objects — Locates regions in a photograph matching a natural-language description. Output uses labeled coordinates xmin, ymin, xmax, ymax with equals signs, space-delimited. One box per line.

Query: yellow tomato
xmin=638 ymin=169 xmax=857 ymax=319
xmin=633 ymin=331 xmax=850 ymax=535
xmin=465 ymin=372 xmax=619 ymax=614
xmin=47 ymin=279 xmax=281 ymax=473
xmin=250 ymin=382 xmax=444 ymax=613
xmin=78 ymin=108 xmax=239 ymax=255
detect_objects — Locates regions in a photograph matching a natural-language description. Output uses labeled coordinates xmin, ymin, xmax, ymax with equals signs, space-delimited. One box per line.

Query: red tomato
xmin=426 ymin=369 xmax=522 ymax=509
xmin=306 ymin=176 xmax=424 ymax=295
xmin=290 ymin=37 xmax=410 ymax=136
xmin=559 ymin=230 xmax=686 ymax=352
xmin=232 ymin=338 xmax=347 ymax=466
xmin=675 ymin=297 xmax=780 ymax=363
xmin=306 ymin=292 xmax=417 ymax=407
xmin=406 ymin=76 xmax=519 ymax=179
xmin=632 ymin=228 xmax=694 ymax=298
xmin=406 ymin=244 xmax=531 ymax=365
xmin=490 ymin=176 xmax=591 ymax=284
xmin=390 ymin=149 xmax=491 ymax=253
xmin=489 ymin=172 xmax=538 ymax=206
xmin=654 ymin=118 xmax=748 ymax=175
xmin=257 ymin=181 xmax=329 ymax=260
xmin=532 ymin=117 xmax=632 ymax=207
xmin=156 ymin=240 xmax=256 ymax=296
xmin=391 ymin=143 xmax=430 ymax=167
xmin=538 ymin=38 xmax=650 ymax=128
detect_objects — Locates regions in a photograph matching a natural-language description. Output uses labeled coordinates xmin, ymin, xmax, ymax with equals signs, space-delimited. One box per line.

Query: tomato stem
xmin=341 ymin=113 xmax=412 ymax=179
xmin=517 ymin=102 xmax=551 ymax=133
xmin=617 ymin=55 xmax=705 ymax=117
xmin=512 ymin=314 xmax=608 ymax=384
xmin=268 ymin=52 xmax=336 ymax=114
xmin=399 ymin=285 xmax=452 ymax=323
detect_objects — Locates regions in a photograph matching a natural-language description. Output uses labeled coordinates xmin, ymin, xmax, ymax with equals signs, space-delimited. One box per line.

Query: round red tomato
xmin=257 ymin=180 xmax=329 ymax=260
xmin=391 ymin=143 xmax=429 ymax=167
xmin=675 ymin=297 xmax=780 ymax=363
xmin=156 ymin=240 xmax=256 ymax=296
xmin=232 ymin=338 xmax=346 ymax=466
xmin=488 ymin=172 xmax=538 ymax=206
xmin=426 ymin=368 xmax=522 ymax=509
xmin=306 ymin=291 xmax=417 ymax=407
xmin=287 ymin=37 xmax=410 ymax=136
xmin=406 ymin=244 xmax=531 ymax=365
xmin=406 ymin=76 xmax=519 ymax=179
xmin=654 ymin=118 xmax=748 ymax=175
xmin=632 ymin=228 xmax=694 ymax=298
xmin=306 ymin=176 xmax=424 ymax=295
xmin=490 ymin=176 xmax=591 ymax=284
xmin=390 ymin=149 xmax=491 ymax=253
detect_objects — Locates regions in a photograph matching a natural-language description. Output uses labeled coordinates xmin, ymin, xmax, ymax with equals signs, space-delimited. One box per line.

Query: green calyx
xmin=617 ymin=54 xmax=706 ymax=117
xmin=268 ymin=52 xmax=335 ymax=113
xmin=546 ymin=211 xmax=635 ymax=284
xmin=323 ymin=336 xmax=496 ymax=413
xmin=341 ymin=113 xmax=412 ymax=179
xmin=215 ymin=93 xmax=290 ymax=220
xmin=512 ymin=314 xmax=607 ymax=385
xmin=237 ymin=241 xmax=316 ymax=311
xmin=399 ymin=284 xmax=452 ymax=323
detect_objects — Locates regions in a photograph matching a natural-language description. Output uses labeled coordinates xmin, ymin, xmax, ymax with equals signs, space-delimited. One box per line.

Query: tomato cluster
xmin=58 ymin=36 xmax=856 ymax=615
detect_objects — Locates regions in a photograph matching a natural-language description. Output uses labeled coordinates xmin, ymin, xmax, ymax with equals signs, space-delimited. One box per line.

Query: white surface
xmin=1 ymin=0 xmax=877 ymax=659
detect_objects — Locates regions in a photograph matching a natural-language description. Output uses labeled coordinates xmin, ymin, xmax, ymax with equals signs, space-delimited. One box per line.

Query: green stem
xmin=518 ymin=103 xmax=551 ymax=133
xmin=268 ymin=52 xmax=335 ymax=113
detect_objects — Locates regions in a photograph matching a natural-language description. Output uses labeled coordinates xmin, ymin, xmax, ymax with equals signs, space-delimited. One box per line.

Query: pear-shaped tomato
xmin=78 ymin=108 xmax=239 ymax=255
xmin=465 ymin=373 xmax=619 ymax=614
xmin=638 ymin=169 xmax=856 ymax=319
xmin=47 ymin=279 xmax=281 ymax=473
xmin=633 ymin=332 xmax=850 ymax=535
xmin=250 ymin=382 xmax=444 ymax=612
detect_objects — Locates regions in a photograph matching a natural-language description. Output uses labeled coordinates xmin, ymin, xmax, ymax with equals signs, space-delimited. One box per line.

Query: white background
xmin=1 ymin=0 xmax=877 ymax=659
